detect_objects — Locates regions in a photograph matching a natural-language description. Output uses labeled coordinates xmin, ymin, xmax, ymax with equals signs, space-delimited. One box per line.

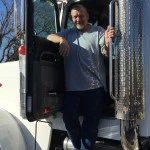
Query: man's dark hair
xmin=70 ymin=4 xmax=88 ymax=14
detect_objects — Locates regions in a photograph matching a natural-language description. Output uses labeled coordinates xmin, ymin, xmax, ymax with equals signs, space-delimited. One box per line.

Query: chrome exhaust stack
xmin=109 ymin=0 xmax=144 ymax=150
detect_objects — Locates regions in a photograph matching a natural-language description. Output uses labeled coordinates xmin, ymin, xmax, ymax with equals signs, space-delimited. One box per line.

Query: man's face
xmin=71 ymin=6 xmax=89 ymax=30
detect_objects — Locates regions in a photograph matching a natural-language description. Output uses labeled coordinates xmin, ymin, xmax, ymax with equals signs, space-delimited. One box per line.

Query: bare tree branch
xmin=0 ymin=0 xmax=19 ymax=62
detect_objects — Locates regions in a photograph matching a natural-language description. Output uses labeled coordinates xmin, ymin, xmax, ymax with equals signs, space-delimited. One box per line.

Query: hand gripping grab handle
xmin=109 ymin=0 xmax=118 ymax=101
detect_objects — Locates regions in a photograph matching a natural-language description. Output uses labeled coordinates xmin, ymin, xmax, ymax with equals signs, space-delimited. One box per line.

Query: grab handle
xmin=109 ymin=0 xmax=118 ymax=101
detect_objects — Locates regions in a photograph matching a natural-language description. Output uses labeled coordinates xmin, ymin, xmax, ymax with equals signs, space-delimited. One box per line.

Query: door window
xmin=33 ymin=0 xmax=56 ymax=38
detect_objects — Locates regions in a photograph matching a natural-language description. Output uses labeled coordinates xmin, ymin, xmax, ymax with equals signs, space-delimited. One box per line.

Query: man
xmin=47 ymin=4 xmax=115 ymax=150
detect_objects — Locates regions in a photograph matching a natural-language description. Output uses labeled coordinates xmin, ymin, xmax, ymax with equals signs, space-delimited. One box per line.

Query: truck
xmin=1 ymin=0 xmax=150 ymax=149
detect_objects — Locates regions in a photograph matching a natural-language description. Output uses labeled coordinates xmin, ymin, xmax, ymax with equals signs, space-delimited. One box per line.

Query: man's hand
xmin=59 ymin=37 xmax=70 ymax=57
xmin=102 ymin=26 xmax=115 ymax=57
xmin=47 ymin=34 xmax=70 ymax=57
xmin=105 ymin=26 xmax=115 ymax=48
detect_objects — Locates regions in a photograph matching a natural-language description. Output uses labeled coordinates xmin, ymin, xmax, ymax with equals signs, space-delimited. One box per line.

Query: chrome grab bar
xmin=109 ymin=0 xmax=118 ymax=101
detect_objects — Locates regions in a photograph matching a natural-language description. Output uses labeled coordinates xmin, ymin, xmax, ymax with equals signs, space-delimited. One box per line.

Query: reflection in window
xmin=33 ymin=0 xmax=56 ymax=38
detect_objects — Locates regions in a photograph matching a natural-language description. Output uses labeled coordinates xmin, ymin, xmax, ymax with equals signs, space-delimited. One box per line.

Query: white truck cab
xmin=1 ymin=0 xmax=150 ymax=150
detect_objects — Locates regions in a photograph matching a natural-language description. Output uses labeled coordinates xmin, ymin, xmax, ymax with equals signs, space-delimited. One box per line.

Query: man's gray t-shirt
xmin=57 ymin=26 xmax=107 ymax=91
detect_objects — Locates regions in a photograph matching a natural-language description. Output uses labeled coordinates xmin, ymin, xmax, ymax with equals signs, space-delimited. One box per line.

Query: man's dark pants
xmin=63 ymin=87 xmax=105 ymax=150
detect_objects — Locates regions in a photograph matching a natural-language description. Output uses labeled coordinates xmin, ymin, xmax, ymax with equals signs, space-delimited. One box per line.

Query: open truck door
xmin=19 ymin=0 xmax=64 ymax=122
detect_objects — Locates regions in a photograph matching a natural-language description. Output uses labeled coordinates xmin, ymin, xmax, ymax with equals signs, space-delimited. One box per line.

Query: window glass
xmin=33 ymin=0 xmax=56 ymax=38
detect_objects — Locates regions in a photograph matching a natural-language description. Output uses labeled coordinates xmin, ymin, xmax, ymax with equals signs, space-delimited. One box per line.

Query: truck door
xmin=19 ymin=0 xmax=64 ymax=122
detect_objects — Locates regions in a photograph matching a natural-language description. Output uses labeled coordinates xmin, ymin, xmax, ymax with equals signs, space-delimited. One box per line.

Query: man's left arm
xmin=100 ymin=26 xmax=115 ymax=57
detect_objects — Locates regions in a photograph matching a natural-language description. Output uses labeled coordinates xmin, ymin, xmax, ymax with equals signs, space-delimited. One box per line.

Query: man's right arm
xmin=47 ymin=34 xmax=64 ymax=44
xmin=47 ymin=34 xmax=69 ymax=57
